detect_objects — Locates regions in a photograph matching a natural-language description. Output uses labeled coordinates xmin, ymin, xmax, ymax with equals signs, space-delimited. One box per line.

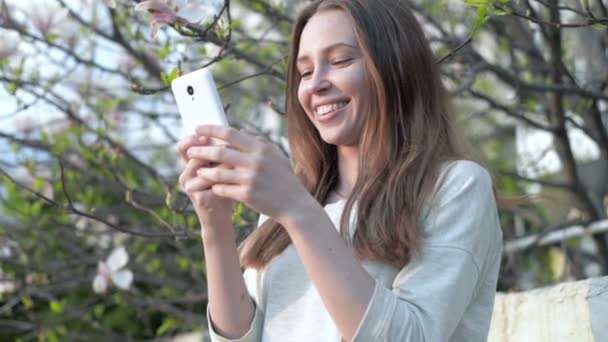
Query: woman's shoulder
xmin=420 ymin=159 xmax=502 ymax=259
xmin=440 ymin=160 xmax=492 ymax=183
xmin=435 ymin=160 xmax=494 ymax=199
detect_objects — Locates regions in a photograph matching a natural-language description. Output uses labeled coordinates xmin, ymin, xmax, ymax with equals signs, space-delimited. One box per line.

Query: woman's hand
xmin=178 ymin=134 xmax=234 ymax=235
xmin=186 ymin=125 xmax=314 ymax=225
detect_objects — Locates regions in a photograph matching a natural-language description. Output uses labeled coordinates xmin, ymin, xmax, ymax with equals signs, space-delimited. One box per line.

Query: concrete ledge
xmin=168 ymin=276 xmax=608 ymax=342
xmin=489 ymin=276 xmax=608 ymax=342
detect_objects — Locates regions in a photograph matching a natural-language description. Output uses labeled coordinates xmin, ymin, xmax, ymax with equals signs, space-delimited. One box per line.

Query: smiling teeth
xmin=316 ymin=101 xmax=348 ymax=116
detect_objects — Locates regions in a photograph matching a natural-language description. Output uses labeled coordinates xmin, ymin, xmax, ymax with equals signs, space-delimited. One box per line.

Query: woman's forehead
xmin=298 ymin=10 xmax=358 ymax=57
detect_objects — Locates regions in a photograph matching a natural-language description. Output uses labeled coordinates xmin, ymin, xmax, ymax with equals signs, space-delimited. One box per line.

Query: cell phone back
xmin=171 ymin=68 xmax=228 ymax=135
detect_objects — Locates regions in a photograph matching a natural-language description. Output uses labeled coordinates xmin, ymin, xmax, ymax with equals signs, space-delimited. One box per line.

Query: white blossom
xmin=0 ymin=29 xmax=19 ymax=60
xmin=92 ymin=247 xmax=133 ymax=294
xmin=102 ymin=0 xmax=117 ymax=8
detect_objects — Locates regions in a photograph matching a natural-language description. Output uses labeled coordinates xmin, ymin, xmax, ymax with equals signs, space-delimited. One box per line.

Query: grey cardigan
xmin=207 ymin=160 xmax=503 ymax=342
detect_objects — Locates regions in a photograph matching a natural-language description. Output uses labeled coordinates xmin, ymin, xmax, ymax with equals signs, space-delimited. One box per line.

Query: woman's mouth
xmin=315 ymin=100 xmax=350 ymax=123
xmin=315 ymin=100 xmax=350 ymax=116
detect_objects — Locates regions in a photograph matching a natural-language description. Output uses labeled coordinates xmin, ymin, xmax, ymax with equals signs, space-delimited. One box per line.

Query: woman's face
xmin=296 ymin=9 xmax=369 ymax=147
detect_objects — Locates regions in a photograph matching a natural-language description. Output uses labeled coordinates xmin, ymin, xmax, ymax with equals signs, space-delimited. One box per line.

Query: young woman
xmin=178 ymin=0 xmax=503 ymax=341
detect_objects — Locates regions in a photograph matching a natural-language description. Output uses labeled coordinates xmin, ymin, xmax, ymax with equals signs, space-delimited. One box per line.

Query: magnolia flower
xmin=103 ymin=0 xmax=117 ymax=8
xmin=19 ymin=1 xmax=80 ymax=49
xmin=0 ymin=30 xmax=19 ymax=60
xmin=93 ymin=247 xmax=133 ymax=294
xmin=28 ymin=4 xmax=69 ymax=37
xmin=135 ymin=0 xmax=224 ymax=39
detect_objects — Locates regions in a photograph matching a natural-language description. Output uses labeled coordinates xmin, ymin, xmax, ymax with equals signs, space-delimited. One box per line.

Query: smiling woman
xmin=177 ymin=0 xmax=503 ymax=341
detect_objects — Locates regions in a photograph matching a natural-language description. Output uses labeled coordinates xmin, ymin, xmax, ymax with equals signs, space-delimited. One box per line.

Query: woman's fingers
xmin=182 ymin=175 xmax=214 ymax=193
xmin=195 ymin=125 xmax=258 ymax=152
xmin=179 ymin=158 xmax=207 ymax=189
xmin=187 ymin=144 xmax=252 ymax=167
xmin=197 ymin=166 xmax=250 ymax=185
xmin=178 ymin=134 xmax=211 ymax=162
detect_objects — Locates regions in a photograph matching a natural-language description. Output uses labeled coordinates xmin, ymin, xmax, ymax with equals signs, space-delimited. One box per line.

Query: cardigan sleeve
xmin=207 ymin=215 xmax=271 ymax=342
xmin=352 ymin=161 xmax=503 ymax=342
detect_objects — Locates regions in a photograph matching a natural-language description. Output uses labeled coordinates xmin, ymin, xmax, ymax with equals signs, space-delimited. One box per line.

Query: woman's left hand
xmin=186 ymin=125 xmax=314 ymax=225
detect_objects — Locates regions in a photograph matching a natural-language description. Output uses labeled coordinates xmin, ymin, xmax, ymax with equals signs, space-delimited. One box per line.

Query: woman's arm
xmin=203 ymin=224 xmax=256 ymax=340
xmin=177 ymin=134 xmax=258 ymax=340
xmin=281 ymin=197 xmax=376 ymax=341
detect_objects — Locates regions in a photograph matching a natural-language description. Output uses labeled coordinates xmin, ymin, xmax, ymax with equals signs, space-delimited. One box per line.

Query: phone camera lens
xmin=187 ymin=86 xmax=194 ymax=95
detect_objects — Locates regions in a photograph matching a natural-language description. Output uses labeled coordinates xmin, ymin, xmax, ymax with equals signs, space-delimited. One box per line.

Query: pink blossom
xmin=135 ymin=0 xmax=224 ymax=39
xmin=135 ymin=0 xmax=179 ymax=39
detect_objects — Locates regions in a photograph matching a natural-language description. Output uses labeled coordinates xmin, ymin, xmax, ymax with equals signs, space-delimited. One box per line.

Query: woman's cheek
xmin=296 ymin=86 xmax=308 ymax=112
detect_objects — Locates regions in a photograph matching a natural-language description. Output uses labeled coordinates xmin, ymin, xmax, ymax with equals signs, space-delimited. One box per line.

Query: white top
xmin=207 ymin=160 xmax=503 ymax=342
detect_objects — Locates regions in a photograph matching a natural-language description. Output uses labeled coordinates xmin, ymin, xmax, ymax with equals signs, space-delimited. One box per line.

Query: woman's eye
xmin=333 ymin=58 xmax=352 ymax=65
xmin=300 ymin=71 xmax=312 ymax=78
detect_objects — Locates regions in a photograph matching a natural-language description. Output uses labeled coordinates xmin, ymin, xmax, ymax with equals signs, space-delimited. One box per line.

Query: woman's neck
xmin=336 ymin=145 xmax=358 ymax=198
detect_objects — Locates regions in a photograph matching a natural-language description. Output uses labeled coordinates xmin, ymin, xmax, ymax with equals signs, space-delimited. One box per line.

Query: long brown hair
xmin=239 ymin=0 xmax=467 ymax=270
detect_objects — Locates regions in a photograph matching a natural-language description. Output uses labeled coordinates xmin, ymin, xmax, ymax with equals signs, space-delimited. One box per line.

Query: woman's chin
xmin=320 ymin=132 xmax=354 ymax=147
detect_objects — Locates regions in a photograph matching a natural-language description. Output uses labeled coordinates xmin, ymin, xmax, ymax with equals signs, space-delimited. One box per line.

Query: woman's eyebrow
xmin=297 ymin=42 xmax=358 ymax=65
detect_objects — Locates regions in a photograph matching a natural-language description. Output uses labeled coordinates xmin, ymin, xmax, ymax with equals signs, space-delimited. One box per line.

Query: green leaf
xmin=253 ymin=2 xmax=265 ymax=12
xmin=176 ymin=256 xmax=189 ymax=271
xmin=7 ymin=82 xmax=17 ymax=95
xmin=49 ymin=300 xmax=63 ymax=314
xmin=94 ymin=304 xmax=105 ymax=318
xmin=159 ymin=39 xmax=171 ymax=60
xmin=113 ymin=293 xmax=122 ymax=305
xmin=33 ymin=177 xmax=44 ymax=192
xmin=474 ymin=78 xmax=493 ymax=93
xmin=45 ymin=330 xmax=59 ymax=342
xmin=228 ymin=20 xmax=241 ymax=30
xmin=30 ymin=201 xmax=44 ymax=216
xmin=45 ymin=33 xmax=58 ymax=43
xmin=471 ymin=5 xmax=487 ymax=37
xmin=168 ymin=67 xmax=179 ymax=84
xmin=465 ymin=0 xmax=487 ymax=7
xmin=40 ymin=130 xmax=49 ymax=143
xmin=146 ymin=258 xmax=161 ymax=272
xmin=15 ymin=56 xmax=25 ymax=79
xmin=56 ymin=325 xmax=67 ymax=336
xmin=165 ymin=191 xmax=174 ymax=208
xmin=21 ymin=296 xmax=34 ymax=309
xmin=156 ymin=317 xmax=178 ymax=336
xmin=125 ymin=171 xmax=139 ymax=188
xmin=548 ymin=247 xmax=566 ymax=280
xmin=232 ymin=202 xmax=244 ymax=221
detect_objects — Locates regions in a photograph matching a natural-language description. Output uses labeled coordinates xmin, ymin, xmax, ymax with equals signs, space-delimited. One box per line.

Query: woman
xmin=178 ymin=0 xmax=503 ymax=341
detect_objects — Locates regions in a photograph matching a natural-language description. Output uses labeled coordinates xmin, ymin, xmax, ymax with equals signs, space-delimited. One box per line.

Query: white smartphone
xmin=171 ymin=67 xmax=229 ymax=136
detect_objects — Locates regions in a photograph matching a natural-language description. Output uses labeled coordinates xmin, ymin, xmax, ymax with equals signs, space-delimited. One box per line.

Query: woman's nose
xmin=308 ymin=70 xmax=331 ymax=93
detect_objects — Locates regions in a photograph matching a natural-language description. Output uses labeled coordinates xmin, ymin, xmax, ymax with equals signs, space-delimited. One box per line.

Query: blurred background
xmin=1 ymin=0 xmax=607 ymax=340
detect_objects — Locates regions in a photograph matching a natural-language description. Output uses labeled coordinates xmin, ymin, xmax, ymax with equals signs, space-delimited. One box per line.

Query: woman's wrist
xmin=200 ymin=219 xmax=235 ymax=247
xmin=278 ymin=194 xmax=323 ymax=233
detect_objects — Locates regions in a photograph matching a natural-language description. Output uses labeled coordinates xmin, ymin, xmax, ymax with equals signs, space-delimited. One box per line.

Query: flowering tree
xmin=0 ymin=0 xmax=607 ymax=340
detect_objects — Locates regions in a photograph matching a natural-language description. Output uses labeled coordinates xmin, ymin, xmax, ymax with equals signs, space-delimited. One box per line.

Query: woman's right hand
xmin=178 ymin=135 xmax=234 ymax=236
